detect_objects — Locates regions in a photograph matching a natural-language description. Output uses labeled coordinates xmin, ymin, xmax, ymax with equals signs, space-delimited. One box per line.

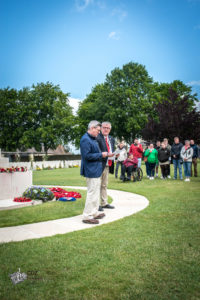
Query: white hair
xmin=88 ymin=120 xmax=101 ymax=129
xmin=102 ymin=121 xmax=112 ymax=128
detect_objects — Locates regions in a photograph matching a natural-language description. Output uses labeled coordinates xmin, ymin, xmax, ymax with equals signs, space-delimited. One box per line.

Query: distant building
xmin=2 ymin=145 xmax=73 ymax=162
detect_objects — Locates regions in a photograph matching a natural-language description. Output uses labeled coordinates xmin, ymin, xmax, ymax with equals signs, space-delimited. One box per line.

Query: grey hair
xmin=102 ymin=121 xmax=112 ymax=128
xmin=88 ymin=120 xmax=101 ymax=129
xmin=185 ymin=140 xmax=190 ymax=143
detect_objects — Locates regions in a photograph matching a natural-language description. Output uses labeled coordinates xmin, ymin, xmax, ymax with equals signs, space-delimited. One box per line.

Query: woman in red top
xmin=129 ymin=139 xmax=143 ymax=167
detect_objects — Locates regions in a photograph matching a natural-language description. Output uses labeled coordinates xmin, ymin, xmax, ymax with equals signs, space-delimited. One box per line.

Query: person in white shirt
xmin=115 ymin=142 xmax=127 ymax=179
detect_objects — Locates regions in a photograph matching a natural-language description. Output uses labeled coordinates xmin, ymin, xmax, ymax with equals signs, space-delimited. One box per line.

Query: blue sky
xmin=0 ymin=0 xmax=200 ymax=102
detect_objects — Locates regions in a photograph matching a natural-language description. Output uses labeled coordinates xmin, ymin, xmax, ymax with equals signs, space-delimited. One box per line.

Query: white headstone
xmin=0 ymin=149 xmax=9 ymax=167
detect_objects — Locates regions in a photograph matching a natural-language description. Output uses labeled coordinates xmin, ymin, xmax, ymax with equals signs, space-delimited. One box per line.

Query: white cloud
xmin=196 ymin=102 xmax=200 ymax=111
xmin=75 ymin=0 xmax=106 ymax=11
xmin=108 ymin=31 xmax=120 ymax=40
xmin=75 ymin=0 xmax=93 ymax=11
xmin=187 ymin=80 xmax=200 ymax=86
xmin=68 ymin=97 xmax=81 ymax=114
xmin=111 ymin=8 xmax=127 ymax=21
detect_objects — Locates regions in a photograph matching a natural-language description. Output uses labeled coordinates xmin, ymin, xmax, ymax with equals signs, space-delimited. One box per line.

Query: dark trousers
xmin=160 ymin=164 xmax=170 ymax=178
xmin=191 ymin=158 xmax=198 ymax=177
xmin=167 ymin=164 xmax=171 ymax=176
xmin=145 ymin=162 xmax=150 ymax=176
xmin=148 ymin=163 xmax=156 ymax=177
xmin=121 ymin=165 xmax=136 ymax=179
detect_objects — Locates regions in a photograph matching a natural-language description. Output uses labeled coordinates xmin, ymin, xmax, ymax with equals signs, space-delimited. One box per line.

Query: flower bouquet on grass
xmin=14 ymin=197 xmax=32 ymax=202
xmin=23 ymin=186 xmax=54 ymax=202
xmin=49 ymin=187 xmax=81 ymax=201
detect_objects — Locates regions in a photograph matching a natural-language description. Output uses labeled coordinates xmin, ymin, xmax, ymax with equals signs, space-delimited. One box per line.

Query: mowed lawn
xmin=0 ymin=164 xmax=200 ymax=300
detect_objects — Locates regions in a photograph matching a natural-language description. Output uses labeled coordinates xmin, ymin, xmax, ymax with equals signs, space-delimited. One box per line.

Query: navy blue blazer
xmin=96 ymin=132 xmax=115 ymax=171
xmin=80 ymin=132 xmax=103 ymax=178
xmin=191 ymin=144 xmax=198 ymax=158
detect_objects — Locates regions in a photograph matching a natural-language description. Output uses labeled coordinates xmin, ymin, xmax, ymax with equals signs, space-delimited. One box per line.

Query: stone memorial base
xmin=0 ymin=171 xmax=32 ymax=200
xmin=0 ymin=155 xmax=9 ymax=168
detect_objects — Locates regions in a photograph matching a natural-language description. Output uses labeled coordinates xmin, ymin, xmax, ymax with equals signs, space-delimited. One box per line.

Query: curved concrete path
xmin=0 ymin=186 xmax=149 ymax=244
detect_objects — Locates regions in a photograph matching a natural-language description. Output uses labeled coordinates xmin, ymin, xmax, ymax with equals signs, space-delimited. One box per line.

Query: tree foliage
xmin=76 ymin=62 xmax=153 ymax=146
xmin=0 ymin=82 xmax=74 ymax=152
xmin=0 ymin=87 xmax=26 ymax=151
xmin=142 ymin=80 xmax=200 ymax=144
xmin=1 ymin=64 xmax=199 ymax=152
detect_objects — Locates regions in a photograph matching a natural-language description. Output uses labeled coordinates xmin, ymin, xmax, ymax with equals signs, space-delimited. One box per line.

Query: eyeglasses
xmin=102 ymin=127 xmax=111 ymax=130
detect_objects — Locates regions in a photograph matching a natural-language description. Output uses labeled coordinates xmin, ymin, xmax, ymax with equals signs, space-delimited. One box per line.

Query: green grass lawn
xmin=0 ymin=189 xmax=87 ymax=227
xmin=0 ymin=187 xmax=112 ymax=228
xmin=0 ymin=164 xmax=200 ymax=300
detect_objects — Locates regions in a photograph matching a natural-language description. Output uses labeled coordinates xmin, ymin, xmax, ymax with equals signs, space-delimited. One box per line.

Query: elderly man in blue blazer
xmin=96 ymin=121 xmax=115 ymax=211
xmin=80 ymin=120 xmax=113 ymax=224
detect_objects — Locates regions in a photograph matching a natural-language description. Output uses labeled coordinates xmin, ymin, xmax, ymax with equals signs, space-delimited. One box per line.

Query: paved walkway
xmin=0 ymin=186 xmax=149 ymax=244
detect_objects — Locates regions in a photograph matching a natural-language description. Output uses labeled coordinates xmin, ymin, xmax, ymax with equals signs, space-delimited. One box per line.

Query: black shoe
xmin=102 ymin=204 xmax=115 ymax=209
xmin=124 ymin=177 xmax=130 ymax=181
xmin=98 ymin=206 xmax=104 ymax=211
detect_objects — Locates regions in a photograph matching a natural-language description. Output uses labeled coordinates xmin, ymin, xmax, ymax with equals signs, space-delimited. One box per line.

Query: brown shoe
xmin=94 ymin=213 xmax=105 ymax=219
xmin=82 ymin=219 xmax=99 ymax=224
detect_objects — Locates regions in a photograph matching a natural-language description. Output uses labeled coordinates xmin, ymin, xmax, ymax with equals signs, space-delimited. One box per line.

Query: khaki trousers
xmin=191 ymin=158 xmax=198 ymax=177
xmin=100 ymin=166 xmax=109 ymax=206
xmin=83 ymin=177 xmax=101 ymax=220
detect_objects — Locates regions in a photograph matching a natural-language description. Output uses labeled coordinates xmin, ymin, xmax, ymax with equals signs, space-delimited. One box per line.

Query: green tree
xmin=0 ymin=87 xmax=25 ymax=151
xmin=23 ymin=82 xmax=74 ymax=153
xmin=0 ymin=83 xmax=74 ymax=153
xmin=76 ymin=62 xmax=153 ymax=145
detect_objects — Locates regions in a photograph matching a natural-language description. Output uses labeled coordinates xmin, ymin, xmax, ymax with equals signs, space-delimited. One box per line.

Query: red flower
xmin=0 ymin=167 xmax=27 ymax=173
xmin=49 ymin=187 xmax=82 ymax=199
xmin=13 ymin=197 xmax=32 ymax=202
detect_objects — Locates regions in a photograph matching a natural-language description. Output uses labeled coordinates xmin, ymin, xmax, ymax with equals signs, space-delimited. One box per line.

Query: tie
xmin=105 ymin=137 xmax=112 ymax=167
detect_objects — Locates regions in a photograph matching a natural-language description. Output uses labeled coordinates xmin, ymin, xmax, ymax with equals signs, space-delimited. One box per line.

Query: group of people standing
xmin=80 ymin=120 xmax=199 ymax=224
xmin=144 ymin=137 xmax=198 ymax=182
xmin=115 ymin=137 xmax=198 ymax=182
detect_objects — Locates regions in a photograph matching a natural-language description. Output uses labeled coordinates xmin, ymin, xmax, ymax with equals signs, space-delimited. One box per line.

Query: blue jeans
xmin=149 ymin=163 xmax=156 ymax=177
xmin=115 ymin=161 xmax=123 ymax=178
xmin=173 ymin=159 xmax=183 ymax=179
xmin=145 ymin=162 xmax=150 ymax=176
xmin=137 ymin=158 xmax=142 ymax=168
xmin=183 ymin=162 xmax=192 ymax=178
